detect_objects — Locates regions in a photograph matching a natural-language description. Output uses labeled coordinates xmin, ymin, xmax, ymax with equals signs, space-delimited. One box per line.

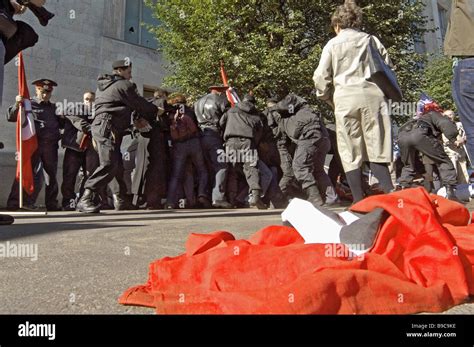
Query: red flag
xmin=16 ymin=52 xmax=38 ymax=195
xmin=220 ymin=61 xmax=240 ymax=107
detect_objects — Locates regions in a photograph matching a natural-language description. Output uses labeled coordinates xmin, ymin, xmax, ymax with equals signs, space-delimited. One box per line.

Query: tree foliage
xmin=145 ymin=0 xmax=429 ymax=116
xmin=422 ymin=55 xmax=456 ymax=112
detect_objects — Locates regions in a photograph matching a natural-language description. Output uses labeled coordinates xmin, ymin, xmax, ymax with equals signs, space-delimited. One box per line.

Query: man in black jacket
xmin=60 ymin=91 xmax=103 ymax=210
xmin=220 ymin=94 xmax=266 ymax=209
xmin=131 ymin=88 xmax=171 ymax=209
xmin=273 ymin=94 xmax=337 ymax=207
xmin=194 ymin=85 xmax=232 ymax=208
xmin=398 ymin=108 xmax=461 ymax=201
xmin=264 ymin=96 xmax=300 ymax=200
xmin=76 ymin=59 xmax=158 ymax=213
xmin=7 ymin=78 xmax=63 ymax=211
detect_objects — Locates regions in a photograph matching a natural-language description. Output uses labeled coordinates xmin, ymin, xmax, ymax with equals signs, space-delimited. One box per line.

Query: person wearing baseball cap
xmin=76 ymin=58 xmax=158 ymax=213
xmin=5 ymin=77 xmax=63 ymax=211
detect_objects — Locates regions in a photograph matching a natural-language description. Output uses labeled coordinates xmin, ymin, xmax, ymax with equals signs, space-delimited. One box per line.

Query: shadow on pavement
xmin=0 ymin=222 xmax=145 ymax=241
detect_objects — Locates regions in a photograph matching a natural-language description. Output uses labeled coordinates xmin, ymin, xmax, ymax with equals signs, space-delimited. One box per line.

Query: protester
xmin=442 ymin=109 xmax=469 ymax=184
xmin=313 ymin=0 xmax=394 ymax=203
xmin=398 ymin=95 xmax=460 ymax=201
xmin=60 ymin=91 xmax=105 ymax=210
xmin=131 ymin=88 xmax=171 ymax=209
xmin=194 ymin=85 xmax=232 ymax=208
xmin=165 ymin=94 xmax=210 ymax=209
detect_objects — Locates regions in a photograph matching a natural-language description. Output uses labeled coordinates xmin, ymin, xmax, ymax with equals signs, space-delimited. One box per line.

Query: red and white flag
xmin=16 ymin=52 xmax=38 ymax=195
xmin=220 ymin=61 xmax=240 ymax=107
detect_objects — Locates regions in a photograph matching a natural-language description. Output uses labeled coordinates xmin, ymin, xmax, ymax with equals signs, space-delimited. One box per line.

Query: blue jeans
xmin=200 ymin=130 xmax=228 ymax=201
xmin=166 ymin=137 xmax=209 ymax=206
xmin=453 ymin=57 xmax=474 ymax=164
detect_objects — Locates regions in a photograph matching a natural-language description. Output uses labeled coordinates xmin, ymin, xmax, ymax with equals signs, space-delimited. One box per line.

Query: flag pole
xmin=19 ymin=103 xmax=23 ymax=209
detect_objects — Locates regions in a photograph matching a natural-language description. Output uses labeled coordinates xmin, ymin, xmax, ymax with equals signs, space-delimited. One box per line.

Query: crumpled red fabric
xmin=119 ymin=188 xmax=474 ymax=314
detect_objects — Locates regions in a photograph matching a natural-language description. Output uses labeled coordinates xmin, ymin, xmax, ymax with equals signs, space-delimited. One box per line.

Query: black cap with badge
xmin=112 ymin=59 xmax=132 ymax=69
xmin=31 ymin=79 xmax=57 ymax=92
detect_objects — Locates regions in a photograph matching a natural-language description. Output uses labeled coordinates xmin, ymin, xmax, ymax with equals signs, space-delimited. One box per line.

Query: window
xmin=124 ymin=0 xmax=159 ymax=49
xmin=437 ymin=4 xmax=448 ymax=43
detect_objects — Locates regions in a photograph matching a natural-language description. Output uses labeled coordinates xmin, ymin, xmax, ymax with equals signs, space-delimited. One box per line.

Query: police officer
xmin=220 ymin=94 xmax=266 ymax=209
xmin=398 ymin=97 xmax=460 ymax=201
xmin=76 ymin=59 xmax=158 ymax=213
xmin=264 ymin=96 xmax=301 ymax=199
xmin=60 ymin=91 xmax=101 ymax=210
xmin=273 ymin=93 xmax=337 ymax=207
xmin=194 ymin=85 xmax=232 ymax=208
xmin=6 ymin=78 xmax=62 ymax=211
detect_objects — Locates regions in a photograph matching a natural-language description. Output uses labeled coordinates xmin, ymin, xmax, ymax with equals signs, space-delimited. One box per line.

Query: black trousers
xmin=276 ymin=139 xmax=298 ymax=195
xmin=144 ymin=128 xmax=169 ymax=206
xmin=399 ymin=128 xmax=457 ymax=187
xmin=225 ymin=137 xmax=261 ymax=191
xmin=7 ymin=150 xmax=42 ymax=208
xmin=61 ymin=147 xmax=99 ymax=208
xmin=8 ymin=141 xmax=59 ymax=209
xmin=293 ymin=138 xmax=331 ymax=190
xmin=84 ymin=116 xmax=127 ymax=196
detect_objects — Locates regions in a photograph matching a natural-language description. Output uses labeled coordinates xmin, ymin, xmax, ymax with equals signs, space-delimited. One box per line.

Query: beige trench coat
xmin=444 ymin=0 xmax=474 ymax=57
xmin=313 ymin=28 xmax=393 ymax=172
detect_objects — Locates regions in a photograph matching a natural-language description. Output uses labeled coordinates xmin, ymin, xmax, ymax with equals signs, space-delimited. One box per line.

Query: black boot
xmin=446 ymin=186 xmax=462 ymax=203
xmin=271 ymin=191 xmax=289 ymax=209
xmin=76 ymin=189 xmax=100 ymax=213
xmin=0 ymin=214 xmax=14 ymax=225
xmin=249 ymin=190 xmax=267 ymax=209
xmin=345 ymin=168 xmax=365 ymax=203
xmin=305 ymin=185 xmax=323 ymax=207
xmin=113 ymin=194 xmax=129 ymax=211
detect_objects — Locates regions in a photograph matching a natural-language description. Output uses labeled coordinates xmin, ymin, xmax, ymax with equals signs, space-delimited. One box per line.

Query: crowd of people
xmin=2 ymin=0 xmax=474 ymax=214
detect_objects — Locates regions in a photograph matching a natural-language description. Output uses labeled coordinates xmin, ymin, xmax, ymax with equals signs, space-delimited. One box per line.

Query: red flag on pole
xmin=220 ymin=60 xmax=240 ymax=107
xmin=16 ymin=52 xmax=38 ymax=196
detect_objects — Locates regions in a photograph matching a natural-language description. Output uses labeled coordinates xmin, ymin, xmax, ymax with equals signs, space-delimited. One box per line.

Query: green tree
xmin=422 ymin=55 xmax=456 ymax=111
xmin=145 ymin=0 xmax=428 ymax=118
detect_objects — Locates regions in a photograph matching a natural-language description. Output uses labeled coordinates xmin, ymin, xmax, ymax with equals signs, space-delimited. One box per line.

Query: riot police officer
xmin=220 ymin=94 xmax=266 ymax=209
xmin=6 ymin=78 xmax=62 ymax=211
xmin=194 ymin=85 xmax=232 ymax=208
xmin=264 ymin=96 xmax=301 ymax=199
xmin=273 ymin=94 xmax=337 ymax=207
xmin=76 ymin=59 xmax=158 ymax=213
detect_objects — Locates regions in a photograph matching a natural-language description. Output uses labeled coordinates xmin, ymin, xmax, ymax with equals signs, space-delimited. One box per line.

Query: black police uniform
xmin=398 ymin=111 xmax=458 ymax=195
xmin=274 ymin=94 xmax=336 ymax=206
xmin=77 ymin=65 xmax=158 ymax=213
xmin=264 ymin=105 xmax=300 ymax=198
xmin=220 ymin=96 xmax=265 ymax=208
xmin=60 ymin=103 xmax=101 ymax=210
xmin=194 ymin=90 xmax=231 ymax=207
xmin=6 ymin=93 xmax=62 ymax=210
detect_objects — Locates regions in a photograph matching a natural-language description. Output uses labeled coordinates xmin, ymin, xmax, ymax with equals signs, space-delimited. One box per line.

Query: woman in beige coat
xmin=313 ymin=0 xmax=394 ymax=202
